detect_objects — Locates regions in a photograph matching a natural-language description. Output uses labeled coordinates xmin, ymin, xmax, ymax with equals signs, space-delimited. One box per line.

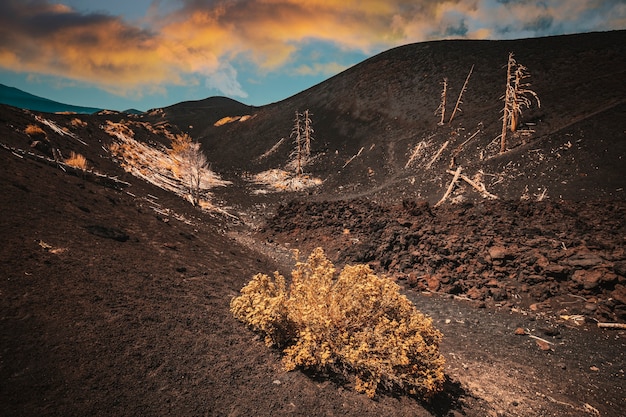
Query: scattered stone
xmin=425 ymin=274 xmax=440 ymax=291
xmin=566 ymin=252 xmax=604 ymax=268
xmin=613 ymin=261 xmax=626 ymax=277
xmin=490 ymin=288 xmax=508 ymax=302
xmin=514 ymin=327 xmax=527 ymax=335
xmin=543 ymin=264 xmax=570 ymax=280
xmin=572 ymin=269 xmax=603 ymax=290
xmin=486 ymin=278 xmax=500 ymax=288
xmin=488 ymin=246 xmax=508 ymax=261
xmin=584 ymin=303 xmax=598 ymax=312
xmin=466 ymin=287 xmax=483 ymax=300
xmin=541 ymin=327 xmax=560 ymax=337
xmin=536 ymin=339 xmax=552 ymax=351
xmin=611 ymin=285 xmax=626 ymax=305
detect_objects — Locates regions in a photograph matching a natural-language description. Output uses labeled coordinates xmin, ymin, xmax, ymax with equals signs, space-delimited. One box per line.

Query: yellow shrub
xmin=231 ymin=247 xmax=445 ymax=399
xmin=24 ymin=124 xmax=46 ymax=137
xmin=70 ymin=118 xmax=87 ymax=127
xmin=230 ymin=271 xmax=294 ymax=347
xmin=64 ymin=151 xmax=88 ymax=170
xmin=169 ymin=133 xmax=193 ymax=157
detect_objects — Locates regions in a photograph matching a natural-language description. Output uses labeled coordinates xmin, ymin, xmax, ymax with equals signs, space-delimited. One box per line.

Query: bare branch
xmin=448 ymin=65 xmax=474 ymax=124
xmin=435 ymin=78 xmax=448 ymax=126
xmin=426 ymin=140 xmax=449 ymax=170
xmin=445 ymin=169 xmax=499 ymax=200
xmin=435 ymin=166 xmax=462 ymax=207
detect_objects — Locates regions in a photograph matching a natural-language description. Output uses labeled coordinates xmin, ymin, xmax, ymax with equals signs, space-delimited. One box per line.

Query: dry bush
xmin=24 ymin=124 xmax=46 ymax=137
xmin=70 ymin=118 xmax=87 ymax=128
xmin=231 ymin=248 xmax=445 ymax=399
xmin=214 ymin=115 xmax=241 ymax=126
xmin=64 ymin=151 xmax=88 ymax=170
xmin=168 ymin=132 xmax=193 ymax=157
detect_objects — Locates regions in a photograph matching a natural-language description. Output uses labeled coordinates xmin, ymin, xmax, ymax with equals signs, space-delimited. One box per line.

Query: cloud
xmin=0 ymin=0 xmax=624 ymax=99
xmin=205 ymin=62 xmax=248 ymax=98
xmin=292 ymin=62 xmax=349 ymax=77
xmin=0 ymin=0 xmax=176 ymax=96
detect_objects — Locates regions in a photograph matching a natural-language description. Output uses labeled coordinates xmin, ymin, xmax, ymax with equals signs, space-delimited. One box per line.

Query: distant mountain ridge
xmin=0 ymin=83 xmax=102 ymax=114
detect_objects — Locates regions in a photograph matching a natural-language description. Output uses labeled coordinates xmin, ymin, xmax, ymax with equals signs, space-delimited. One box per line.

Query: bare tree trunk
xmin=435 ymin=78 xmax=447 ymax=126
xmin=500 ymin=53 xmax=514 ymax=154
xmin=449 ymin=65 xmax=474 ymax=124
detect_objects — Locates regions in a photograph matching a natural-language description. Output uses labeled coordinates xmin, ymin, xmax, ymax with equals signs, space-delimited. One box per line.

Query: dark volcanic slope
xmin=167 ymin=30 xmax=625 ymax=206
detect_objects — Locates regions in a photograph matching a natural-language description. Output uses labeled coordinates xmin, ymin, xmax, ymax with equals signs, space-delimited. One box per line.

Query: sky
xmin=0 ymin=0 xmax=624 ymax=111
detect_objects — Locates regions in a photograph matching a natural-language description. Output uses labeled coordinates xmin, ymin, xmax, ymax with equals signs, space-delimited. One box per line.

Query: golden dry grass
xmin=24 ymin=124 xmax=46 ymax=137
xmin=70 ymin=118 xmax=87 ymax=128
xmin=64 ymin=151 xmax=88 ymax=170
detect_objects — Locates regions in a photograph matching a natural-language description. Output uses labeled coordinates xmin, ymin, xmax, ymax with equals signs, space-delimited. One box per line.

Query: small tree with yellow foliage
xmin=168 ymin=133 xmax=209 ymax=205
xmin=231 ymin=248 xmax=445 ymax=399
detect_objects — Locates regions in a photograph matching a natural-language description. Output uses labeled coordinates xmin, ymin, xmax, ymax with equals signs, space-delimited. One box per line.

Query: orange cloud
xmin=0 ymin=1 xmax=179 ymax=96
xmin=0 ymin=0 xmax=623 ymax=99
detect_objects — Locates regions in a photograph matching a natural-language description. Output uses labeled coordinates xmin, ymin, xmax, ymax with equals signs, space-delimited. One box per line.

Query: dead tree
xmin=289 ymin=109 xmax=314 ymax=177
xmin=184 ymin=141 xmax=208 ymax=205
xmin=302 ymin=109 xmax=314 ymax=159
xmin=290 ymin=111 xmax=304 ymax=176
xmin=500 ymin=53 xmax=540 ymax=153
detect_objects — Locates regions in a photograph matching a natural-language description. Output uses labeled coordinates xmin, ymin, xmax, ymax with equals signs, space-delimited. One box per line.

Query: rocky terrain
xmin=262 ymin=198 xmax=626 ymax=324
xmin=1 ymin=30 xmax=625 ymax=416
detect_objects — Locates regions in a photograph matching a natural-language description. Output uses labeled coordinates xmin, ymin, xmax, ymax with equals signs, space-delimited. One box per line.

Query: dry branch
xmin=343 ymin=147 xmax=364 ymax=168
xmin=290 ymin=111 xmax=304 ymax=176
xmin=289 ymin=110 xmax=314 ymax=177
xmin=405 ymin=140 xmax=428 ymax=169
xmin=448 ymin=65 xmax=474 ymax=124
xmin=597 ymin=322 xmax=626 ymax=329
xmin=426 ymin=141 xmax=449 ymax=170
xmin=527 ymin=334 xmax=554 ymax=345
xmin=450 ymin=128 xmax=481 ymax=167
xmin=446 ymin=169 xmax=499 ymax=200
xmin=435 ymin=78 xmax=448 ymax=126
xmin=435 ymin=166 xmax=462 ymax=207
xmin=257 ymin=137 xmax=285 ymax=161
xmin=457 ymin=128 xmax=481 ymax=151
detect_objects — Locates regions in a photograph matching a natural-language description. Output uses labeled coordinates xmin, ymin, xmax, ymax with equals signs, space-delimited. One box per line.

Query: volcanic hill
xmin=1 ymin=30 xmax=625 ymax=417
